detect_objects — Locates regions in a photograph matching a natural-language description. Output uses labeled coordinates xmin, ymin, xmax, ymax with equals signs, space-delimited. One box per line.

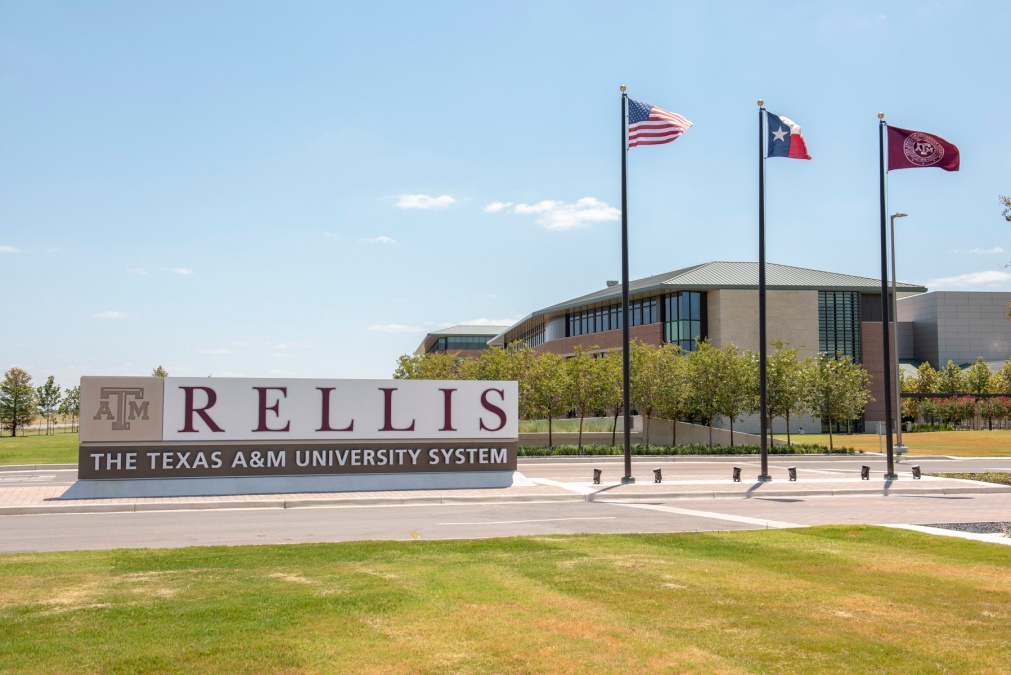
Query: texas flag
xmin=767 ymin=112 xmax=811 ymax=160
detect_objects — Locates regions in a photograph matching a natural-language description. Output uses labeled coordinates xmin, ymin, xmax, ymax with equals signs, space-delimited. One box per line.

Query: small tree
xmin=993 ymin=360 xmax=1011 ymax=394
xmin=937 ymin=360 xmax=965 ymax=394
xmin=565 ymin=346 xmax=610 ymax=452
xmin=688 ymin=339 xmax=746 ymax=447
xmin=719 ymin=347 xmax=758 ymax=446
xmin=392 ymin=352 xmax=460 ymax=380
xmin=656 ymin=345 xmax=691 ymax=447
xmin=802 ymin=353 xmax=872 ymax=451
xmin=35 ymin=375 xmax=62 ymax=436
xmin=152 ymin=365 xmax=168 ymax=377
xmin=59 ymin=385 xmax=81 ymax=433
xmin=964 ymin=357 xmax=993 ymax=395
xmin=523 ymin=352 xmax=569 ymax=448
xmin=766 ymin=341 xmax=808 ymax=445
xmin=911 ymin=361 xmax=939 ymax=394
xmin=630 ymin=341 xmax=666 ymax=449
xmin=598 ymin=351 xmax=625 ymax=445
xmin=0 ymin=368 xmax=37 ymax=437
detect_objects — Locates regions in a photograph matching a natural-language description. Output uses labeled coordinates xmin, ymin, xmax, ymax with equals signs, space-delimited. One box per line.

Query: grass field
xmin=1 ymin=527 xmax=1010 ymax=672
xmin=791 ymin=430 xmax=1011 ymax=457
xmin=4 ymin=429 xmax=1011 ymax=467
xmin=0 ymin=432 xmax=78 ymax=465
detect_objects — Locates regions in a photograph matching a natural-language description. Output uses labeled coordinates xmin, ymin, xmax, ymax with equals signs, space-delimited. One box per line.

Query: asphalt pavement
xmin=2 ymin=454 xmax=1011 ymax=553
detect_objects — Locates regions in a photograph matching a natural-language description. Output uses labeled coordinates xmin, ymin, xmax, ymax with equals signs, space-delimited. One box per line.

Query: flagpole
xmin=620 ymin=85 xmax=634 ymax=484
xmin=757 ymin=100 xmax=771 ymax=481
xmin=878 ymin=113 xmax=897 ymax=480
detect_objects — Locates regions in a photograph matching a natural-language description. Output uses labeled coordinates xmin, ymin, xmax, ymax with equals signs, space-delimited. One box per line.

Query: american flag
xmin=627 ymin=98 xmax=692 ymax=148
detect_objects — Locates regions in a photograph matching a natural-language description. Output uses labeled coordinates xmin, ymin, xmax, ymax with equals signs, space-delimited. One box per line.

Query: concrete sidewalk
xmin=2 ymin=461 xmax=1009 ymax=516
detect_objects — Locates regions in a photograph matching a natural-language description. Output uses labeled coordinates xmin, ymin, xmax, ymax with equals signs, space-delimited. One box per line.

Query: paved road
xmin=3 ymin=454 xmax=1011 ymax=553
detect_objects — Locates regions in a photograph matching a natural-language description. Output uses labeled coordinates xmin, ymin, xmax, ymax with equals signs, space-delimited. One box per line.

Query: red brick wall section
xmin=862 ymin=321 xmax=898 ymax=423
xmin=534 ymin=324 xmax=664 ymax=356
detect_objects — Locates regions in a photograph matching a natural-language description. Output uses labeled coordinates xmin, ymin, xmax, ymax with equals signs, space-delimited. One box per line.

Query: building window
xmin=819 ymin=291 xmax=861 ymax=363
xmin=565 ymin=297 xmax=660 ymax=338
xmin=663 ymin=291 xmax=705 ymax=351
xmin=428 ymin=336 xmax=492 ymax=353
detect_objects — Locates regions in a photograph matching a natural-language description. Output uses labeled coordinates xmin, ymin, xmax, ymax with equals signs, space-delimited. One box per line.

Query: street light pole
xmin=890 ymin=212 xmax=907 ymax=455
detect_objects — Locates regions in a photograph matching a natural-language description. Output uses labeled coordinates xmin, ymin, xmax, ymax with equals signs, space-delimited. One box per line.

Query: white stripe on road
xmin=438 ymin=517 xmax=616 ymax=526
xmin=614 ymin=502 xmax=802 ymax=529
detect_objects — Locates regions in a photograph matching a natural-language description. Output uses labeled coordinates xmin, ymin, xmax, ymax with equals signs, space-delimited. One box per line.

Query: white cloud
xmin=0 ymin=245 xmax=21 ymax=253
xmin=193 ymin=348 xmax=232 ymax=355
xmin=231 ymin=341 xmax=251 ymax=347
xmin=394 ymin=194 xmax=456 ymax=210
xmin=513 ymin=197 xmax=620 ymax=230
xmin=126 ymin=267 xmax=147 ymax=275
xmin=955 ymin=246 xmax=1005 ymax=254
xmin=927 ymin=270 xmax=1011 ymax=289
xmin=323 ymin=232 xmax=338 ymax=238
xmin=367 ymin=323 xmax=425 ymax=333
xmin=362 ymin=235 xmax=396 ymax=245
xmin=266 ymin=341 xmax=309 ymax=351
xmin=483 ymin=201 xmax=513 ymax=213
xmin=169 ymin=267 xmax=193 ymax=275
xmin=92 ymin=310 xmax=131 ymax=319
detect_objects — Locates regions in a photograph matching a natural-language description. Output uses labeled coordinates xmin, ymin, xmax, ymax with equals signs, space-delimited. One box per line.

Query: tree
xmin=766 ymin=341 xmax=808 ymax=445
xmin=35 ymin=375 xmax=62 ymax=436
xmin=152 ymin=365 xmax=168 ymax=377
xmin=629 ymin=341 xmax=674 ymax=449
xmin=937 ymin=360 xmax=965 ymax=394
xmin=911 ymin=362 xmax=939 ymax=394
xmin=522 ymin=352 xmax=569 ymax=447
xmin=0 ymin=368 xmax=36 ymax=437
xmin=802 ymin=353 xmax=872 ymax=451
xmin=655 ymin=345 xmax=692 ymax=447
xmin=597 ymin=351 xmax=624 ymax=445
xmin=992 ymin=360 xmax=1011 ymax=395
xmin=1002 ymin=194 xmax=1011 ymax=222
xmin=59 ymin=385 xmax=80 ymax=433
xmin=565 ymin=346 xmax=609 ymax=451
xmin=964 ymin=356 xmax=993 ymax=395
xmin=392 ymin=352 xmax=460 ymax=380
xmin=688 ymin=339 xmax=747 ymax=447
xmin=719 ymin=348 xmax=758 ymax=446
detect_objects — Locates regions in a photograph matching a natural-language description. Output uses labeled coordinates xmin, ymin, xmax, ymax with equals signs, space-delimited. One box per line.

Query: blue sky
xmin=1 ymin=1 xmax=1008 ymax=388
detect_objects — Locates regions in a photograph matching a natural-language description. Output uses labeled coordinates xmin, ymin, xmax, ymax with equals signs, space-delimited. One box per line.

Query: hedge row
xmin=517 ymin=443 xmax=856 ymax=457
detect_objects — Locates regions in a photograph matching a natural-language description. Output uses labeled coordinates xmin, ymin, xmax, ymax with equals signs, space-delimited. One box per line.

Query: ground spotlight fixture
xmin=911 ymin=465 xmax=921 ymax=479
xmin=653 ymin=468 xmax=662 ymax=483
xmin=593 ymin=468 xmax=602 ymax=485
xmin=733 ymin=467 xmax=742 ymax=482
xmin=788 ymin=467 xmax=797 ymax=481
xmin=861 ymin=465 xmax=870 ymax=480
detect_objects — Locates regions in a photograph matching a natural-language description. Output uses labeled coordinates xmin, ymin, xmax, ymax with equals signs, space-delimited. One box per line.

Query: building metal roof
xmin=426 ymin=325 xmax=510 ymax=337
xmin=416 ymin=324 xmax=512 ymax=354
xmin=491 ymin=261 xmax=929 ymax=345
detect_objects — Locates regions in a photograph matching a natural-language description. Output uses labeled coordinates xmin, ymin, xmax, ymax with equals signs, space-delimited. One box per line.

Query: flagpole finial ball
xmin=878 ymin=112 xmax=885 ymax=119
xmin=620 ymin=85 xmax=626 ymax=92
xmin=757 ymin=99 xmax=763 ymax=107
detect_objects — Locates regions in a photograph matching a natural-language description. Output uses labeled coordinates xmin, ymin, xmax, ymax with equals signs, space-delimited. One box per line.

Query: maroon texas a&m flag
xmin=887 ymin=125 xmax=960 ymax=171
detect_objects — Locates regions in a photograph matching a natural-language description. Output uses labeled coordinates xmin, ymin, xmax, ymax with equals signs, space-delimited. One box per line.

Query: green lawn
xmin=2 ymin=528 xmax=1010 ymax=673
xmin=792 ymin=430 xmax=1011 ymax=457
xmin=0 ymin=432 xmax=78 ymax=465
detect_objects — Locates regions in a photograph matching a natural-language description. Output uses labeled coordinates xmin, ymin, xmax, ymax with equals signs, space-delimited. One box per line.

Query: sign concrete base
xmin=59 ymin=470 xmax=531 ymax=500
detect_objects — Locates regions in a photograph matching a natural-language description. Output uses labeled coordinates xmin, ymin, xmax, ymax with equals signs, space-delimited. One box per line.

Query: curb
xmin=0 ymin=492 xmax=587 ymax=516
xmin=0 ymin=464 xmax=76 ymax=473
xmin=588 ymin=485 xmax=1011 ymax=502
